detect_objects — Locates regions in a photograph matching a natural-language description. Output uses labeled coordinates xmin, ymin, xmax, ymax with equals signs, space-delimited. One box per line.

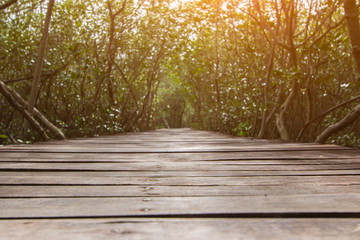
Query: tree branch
xmin=315 ymin=104 xmax=360 ymax=143
xmin=298 ymin=94 xmax=360 ymax=141
xmin=0 ymin=80 xmax=49 ymax=141
xmin=3 ymin=82 xmax=66 ymax=140
xmin=5 ymin=64 xmax=69 ymax=84
xmin=252 ymin=0 xmax=292 ymax=50
xmin=0 ymin=0 xmax=17 ymax=11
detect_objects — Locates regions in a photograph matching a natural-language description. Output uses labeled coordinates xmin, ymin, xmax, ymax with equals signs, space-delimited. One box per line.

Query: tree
xmin=248 ymin=0 xmax=345 ymax=141
xmin=93 ymin=0 xmax=127 ymax=104
xmin=315 ymin=0 xmax=360 ymax=143
xmin=22 ymin=0 xmax=55 ymax=138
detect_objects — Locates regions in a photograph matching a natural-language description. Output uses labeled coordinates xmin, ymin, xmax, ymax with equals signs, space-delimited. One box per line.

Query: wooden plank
xmin=1 ymin=150 xmax=359 ymax=162
xmin=0 ymin=144 xmax=349 ymax=153
xmin=1 ymin=185 xmax=359 ymax=198
xmin=0 ymin=169 xmax=359 ymax=177
xmin=0 ymin=128 xmax=359 ymax=239
xmin=1 ymin=218 xmax=360 ymax=240
xmin=1 ymin=153 xmax=360 ymax=163
xmin=1 ymin=130 xmax=351 ymax=153
xmin=2 ymin=159 xmax=360 ymax=166
xmin=18 ymin=142 xmax=340 ymax=149
xmin=1 ymin=161 xmax=360 ymax=171
xmin=1 ymin=194 xmax=360 ymax=218
xmin=0 ymin=174 xmax=359 ymax=186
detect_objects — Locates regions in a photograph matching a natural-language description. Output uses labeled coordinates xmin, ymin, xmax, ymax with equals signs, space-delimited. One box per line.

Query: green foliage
xmin=0 ymin=134 xmax=10 ymax=146
xmin=0 ymin=0 xmax=359 ymax=148
xmin=332 ymin=132 xmax=360 ymax=148
xmin=231 ymin=122 xmax=252 ymax=137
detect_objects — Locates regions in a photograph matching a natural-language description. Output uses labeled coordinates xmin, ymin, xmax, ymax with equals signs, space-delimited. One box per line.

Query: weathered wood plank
xmin=0 ymin=128 xmax=359 ymax=239
xmin=1 ymin=128 xmax=350 ymax=154
xmin=1 ymin=152 xmax=360 ymax=163
xmin=1 ymin=218 xmax=360 ymax=240
xmin=1 ymin=161 xmax=360 ymax=171
xmin=1 ymin=149 xmax=359 ymax=162
xmin=1 ymin=185 xmax=359 ymax=198
xmin=1 ymin=195 xmax=360 ymax=218
xmin=0 ymin=174 xmax=359 ymax=186
xmin=0 ymin=144 xmax=348 ymax=153
xmin=1 ymin=169 xmax=359 ymax=177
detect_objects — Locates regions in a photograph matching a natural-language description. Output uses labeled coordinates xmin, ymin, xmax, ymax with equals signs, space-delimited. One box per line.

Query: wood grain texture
xmin=1 ymin=185 xmax=359 ymax=198
xmin=1 ymin=195 xmax=360 ymax=218
xmin=0 ymin=128 xmax=359 ymax=239
xmin=1 ymin=218 xmax=360 ymax=240
xmin=2 ymin=151 xmax=359 ymax=162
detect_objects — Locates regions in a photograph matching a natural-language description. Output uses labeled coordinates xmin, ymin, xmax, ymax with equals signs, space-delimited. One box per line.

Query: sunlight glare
xmin=169 ymin=0 xmax=194 ymax=9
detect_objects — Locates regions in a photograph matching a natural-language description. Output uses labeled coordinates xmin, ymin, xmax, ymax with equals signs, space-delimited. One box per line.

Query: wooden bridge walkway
xmin=0 ymin=128 xmax=360 ymax=239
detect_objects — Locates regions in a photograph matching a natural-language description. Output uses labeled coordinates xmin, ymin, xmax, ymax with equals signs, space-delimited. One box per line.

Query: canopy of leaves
xmin=0 ymin=0 xmax=359 ymax=148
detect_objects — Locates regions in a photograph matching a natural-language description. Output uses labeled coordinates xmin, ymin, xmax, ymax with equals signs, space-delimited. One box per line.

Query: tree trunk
xmin=315 ymin=0 xmax=360 ymax=143
xmin=344 ymin=0 xmax=360 ymax=76
xmin=315 ymin=105 xmax=360 ymax=143
xmin=0 ymin=81 xmax=50 ymax=141
xmin=276 ymin=79 xmax=298 ymax=142
xmin=22 ymin=0 xmax=55 ymax=138
xmin=258 ymin=42 xmax=275 ymax=138
xmin=93 ymin=0 xmax=127 ymax=104
xmin=214 ymin=0 xmax=222 ymax=131
xmin=298 ymin=94 xmax=360 ymax=141
xmin=2 ymin=82 xmax=66 ymax=139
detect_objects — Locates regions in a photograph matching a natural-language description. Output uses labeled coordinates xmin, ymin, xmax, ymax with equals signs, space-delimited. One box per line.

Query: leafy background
xmin=0 ymin=0 xmax=359 ymax=148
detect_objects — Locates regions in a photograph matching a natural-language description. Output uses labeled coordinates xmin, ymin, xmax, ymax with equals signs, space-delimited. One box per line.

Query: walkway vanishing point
xmin=0 ymin=128 xmax=360 ymax=239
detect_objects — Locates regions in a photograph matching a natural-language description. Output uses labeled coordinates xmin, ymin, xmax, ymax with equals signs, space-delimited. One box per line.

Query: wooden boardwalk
xmin=0 ymin=128 xmax=360 ymax=239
